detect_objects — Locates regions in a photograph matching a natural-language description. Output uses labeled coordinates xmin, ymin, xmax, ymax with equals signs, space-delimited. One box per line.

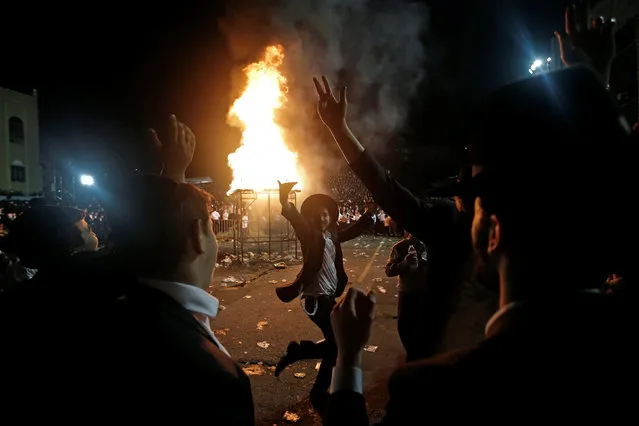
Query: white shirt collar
xmin=138 ymin=277 xmax=230 ymax=357
xmin=138 ymin=277 xmax=219 ymax=319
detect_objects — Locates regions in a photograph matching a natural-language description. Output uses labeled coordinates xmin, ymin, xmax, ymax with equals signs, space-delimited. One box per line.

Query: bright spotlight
xmin=547 ymin=57 xmax=552 ymax=62
xmin=533 ymin=59 xmax=543 ymax=68
xmin=80 ymin=174 xmax=94 ymax=186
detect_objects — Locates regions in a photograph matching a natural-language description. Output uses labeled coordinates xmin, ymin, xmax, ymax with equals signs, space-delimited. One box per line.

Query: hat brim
xmin=300 ymin=194 xmax=339 ymax=223
xmin=425 ymin=177 xmax=461 ymax=197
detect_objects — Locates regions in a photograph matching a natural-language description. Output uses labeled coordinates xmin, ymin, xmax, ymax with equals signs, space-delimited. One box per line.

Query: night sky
xmin=1 ymin=0 xmax=563 ymax=190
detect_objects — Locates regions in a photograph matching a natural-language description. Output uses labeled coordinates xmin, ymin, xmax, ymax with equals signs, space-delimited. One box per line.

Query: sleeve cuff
xmin=330 ymin=366 xmax=363 ymax=394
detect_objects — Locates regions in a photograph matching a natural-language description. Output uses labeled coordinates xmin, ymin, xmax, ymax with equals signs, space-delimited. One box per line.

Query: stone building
xmin=0 ymin=87 xmax=42 ymax=195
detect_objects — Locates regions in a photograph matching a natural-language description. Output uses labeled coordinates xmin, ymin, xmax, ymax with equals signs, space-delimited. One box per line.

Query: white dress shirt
xmin=139 ymin=277 xmax=230 ymax=357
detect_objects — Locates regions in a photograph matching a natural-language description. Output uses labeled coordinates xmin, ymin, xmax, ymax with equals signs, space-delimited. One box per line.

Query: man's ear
xmin=189 ymin=219 xmax=206 ymax=255
xmin=487 ymin=214 xmax=501 ymax=255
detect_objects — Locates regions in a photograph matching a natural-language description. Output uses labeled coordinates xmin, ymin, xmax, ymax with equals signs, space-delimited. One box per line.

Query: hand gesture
xmin=277 ymin=180 xmax=297 ymax=206
xmin=554 ymin=4 xmax=615 ymax=77
xmin=313 ymin=76 xmax=347 ymax=131
xmin=331 ymin=287 xmax=376 ymax=366
xmin=150 ymin=114 xmax=196 ymax=183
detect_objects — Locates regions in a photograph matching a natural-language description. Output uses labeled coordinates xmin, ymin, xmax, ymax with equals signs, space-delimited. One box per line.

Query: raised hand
xmin=277 ymin=180 xmax=297 ymax=206
xmin=331 ymin=287 xmax=376 ymax=367
xmin=150 ymin=114 xmax=196 ymax=183
xmin=554 ymin=3 xmax=615 ymax=79
xmin=313 ymin=76 xmax=347 ymax=131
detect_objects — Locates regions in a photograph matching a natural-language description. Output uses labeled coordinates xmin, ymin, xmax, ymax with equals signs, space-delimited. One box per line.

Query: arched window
xmin=11 ymin=161 xmax=26 ymax=182
xmin=9 ymin=117 xmax=24 ymax=144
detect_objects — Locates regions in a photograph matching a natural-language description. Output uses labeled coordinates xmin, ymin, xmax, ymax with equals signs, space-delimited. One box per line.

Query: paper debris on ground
xmin=244 ymin=295 xmax=252 ymax=299
xmin=256 ymin=321 xmax=269 ymax=330
xmin=214 ymin=328 xmax=230 ymax=336
xmin=257 ymin=341 xmax=270 ymax=349
xmin=268 ymin=280 xmax=278 ymax=284
xmin=281 ymin=279 xmax=287 ymax=282
xmin=294 ymin=372 xmax=306 ymax=378
xmin=221 ymin=276 xmax=244 ymax=285
xmin=242 ymin=364 xmax=267 ymax=376
xmin=364 ymin=345 xmax=378 ymax=353
xmin=287 ymin=309 xmax=292 ymax=312
xmin=219 ymin=305 xmax=227 ymax=310
xmin=372 ymin=278 xmax=383 ymax=283
xmin=283 ymin=411 xmax=301 ymax=423
xmin=376 ymin=286 xmax=387 ymax=294
xmin=274 ymin=262 xmax=287 ymax=269
xmin=315 ymin=362 xmax=321 ymax=370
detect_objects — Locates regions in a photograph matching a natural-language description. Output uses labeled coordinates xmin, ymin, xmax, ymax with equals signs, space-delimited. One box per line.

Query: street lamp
xmin=529 ymin=58 xmax=551 ymax=75
xmin=80 ymin=174 xmax=94 ymax=186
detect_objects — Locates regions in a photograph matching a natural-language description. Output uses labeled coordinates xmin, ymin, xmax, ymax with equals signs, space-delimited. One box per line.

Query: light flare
xmin=226 ymin=45 xmax=303 ymax=195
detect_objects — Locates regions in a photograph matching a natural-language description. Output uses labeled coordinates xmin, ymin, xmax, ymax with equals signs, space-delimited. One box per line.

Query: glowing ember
xmin=226 ymin=45 xmax=303 ymax=195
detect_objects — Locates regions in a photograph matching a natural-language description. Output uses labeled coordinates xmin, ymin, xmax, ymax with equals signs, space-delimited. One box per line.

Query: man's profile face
xmin=471 ymin=196 xmax=500 ymax=292
xmin=312 ymin=207 xmax=332 ymax=231
xmin=204 ymin=217 xmax=219 ymax=282
xmin=471 ymin=197 xmax=492 ymax=267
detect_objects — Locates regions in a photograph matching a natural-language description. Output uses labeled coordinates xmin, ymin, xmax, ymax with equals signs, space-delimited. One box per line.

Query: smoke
xmin=220 ymin=0 xmax=428 ymax=194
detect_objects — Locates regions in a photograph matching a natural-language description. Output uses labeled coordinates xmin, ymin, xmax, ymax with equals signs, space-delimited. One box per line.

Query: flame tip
xmin=226 ymin=45 xmax=303 ymax=194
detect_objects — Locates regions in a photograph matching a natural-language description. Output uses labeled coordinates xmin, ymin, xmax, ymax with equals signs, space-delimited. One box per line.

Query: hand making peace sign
xmin=313 ymin=76 xmax=348 ymax=131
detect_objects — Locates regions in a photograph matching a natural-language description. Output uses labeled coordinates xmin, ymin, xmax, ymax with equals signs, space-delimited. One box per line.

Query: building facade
xmin=0 ymin=87 xmax=42 ymax=195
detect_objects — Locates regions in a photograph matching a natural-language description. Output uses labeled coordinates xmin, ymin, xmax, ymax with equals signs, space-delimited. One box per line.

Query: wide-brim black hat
xmin=430 ymin=67 xmax=632 ymax=198
xmin=300 ymin=194 xmax=339 ymax=223
xmin=425 ymin=165 xmax=472 ymax=198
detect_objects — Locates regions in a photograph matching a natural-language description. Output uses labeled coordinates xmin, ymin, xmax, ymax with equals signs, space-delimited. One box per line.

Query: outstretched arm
xmin=278 ymin=181 xmax=311 ymax=243
xmin=337 ymin=210 xmax=373 ymax=243
xmin=313 ymin=77 xmax=437 ymax=244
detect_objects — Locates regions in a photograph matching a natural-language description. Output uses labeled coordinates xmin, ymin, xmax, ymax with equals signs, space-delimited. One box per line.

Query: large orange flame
xmin=226 ymin=45 xmax=303 ymax=195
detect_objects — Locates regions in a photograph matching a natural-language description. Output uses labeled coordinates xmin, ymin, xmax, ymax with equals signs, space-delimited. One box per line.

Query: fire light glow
xmin=226 ymin=45 xmax=303 ymax=195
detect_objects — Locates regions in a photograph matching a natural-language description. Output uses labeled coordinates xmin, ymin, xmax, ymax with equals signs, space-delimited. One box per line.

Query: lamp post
xmin=529 ymin=57 xmax=552 ymax=75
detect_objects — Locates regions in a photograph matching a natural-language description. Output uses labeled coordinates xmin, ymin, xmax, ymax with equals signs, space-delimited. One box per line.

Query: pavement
xmin=209 ymin=234 xmax=497 ymax=425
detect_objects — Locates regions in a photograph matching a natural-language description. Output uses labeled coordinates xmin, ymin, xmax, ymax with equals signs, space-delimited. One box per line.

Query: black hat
xmin=462 ymin=67 xmax=637 ymax=285
xmin=300 ymin=194 xmax=339 ymax=223
xmin=444 ymin=66 xmax=632 ymax=198
xmin=425 ymin=166 xmax=472 ymax=198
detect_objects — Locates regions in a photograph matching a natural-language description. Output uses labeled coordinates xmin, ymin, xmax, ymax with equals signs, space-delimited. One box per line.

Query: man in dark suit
xmin=107 ymin=116 xmax=254 ymax=423
xmin=385 ymin=231 xmax=430 ymax=361
xmin=274 ymin=181 xmax=373 ymax=418
xmin=318 ymin=67 xmax=637 ymax=424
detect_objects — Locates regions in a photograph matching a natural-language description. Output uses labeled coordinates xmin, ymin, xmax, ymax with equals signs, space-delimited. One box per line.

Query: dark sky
xmin=1 ymin=0 xmax=563 ymax=188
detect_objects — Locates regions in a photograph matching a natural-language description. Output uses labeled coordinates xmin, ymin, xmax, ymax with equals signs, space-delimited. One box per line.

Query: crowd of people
xmin=0 ymin=4 xmax=637 ymax=424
